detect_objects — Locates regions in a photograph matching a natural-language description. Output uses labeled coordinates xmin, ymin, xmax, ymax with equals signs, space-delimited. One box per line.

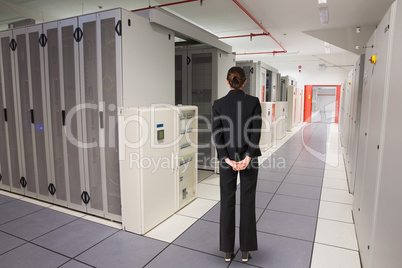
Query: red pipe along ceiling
xmin=131 ymin=0 xmax=203 ymax=12
xmin=227 ymin=0 xmax=287 ymax=55
xmin=131 ymin=0 xmax=286 ymax=55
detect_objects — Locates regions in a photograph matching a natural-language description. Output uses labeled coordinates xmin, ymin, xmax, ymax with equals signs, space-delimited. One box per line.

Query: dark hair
xmin=227 ymin=67 xmax=246 ymax=90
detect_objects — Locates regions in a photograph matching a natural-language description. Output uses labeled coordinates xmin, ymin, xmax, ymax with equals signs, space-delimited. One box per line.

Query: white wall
xmin=269 ymin=62 xmax=350 ymax=89
xmin=236 ymin=53 xmax=358 ymax=91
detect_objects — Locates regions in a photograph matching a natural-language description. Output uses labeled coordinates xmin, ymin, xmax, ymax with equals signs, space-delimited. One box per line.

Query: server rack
xmin=175 ymin=44 xmax=234 ymax=171
xmin=275 ymin=101 xmax=287 ymax=140
xmin=0 ymin=8 xmax=175 ymax=222
xmin=260 ymin=102 xmax=273 ymax=152
xmin=236 ymin=60 xmax=280 ymax=102
xmin=0 ymin=30 xmax=23 ymax=195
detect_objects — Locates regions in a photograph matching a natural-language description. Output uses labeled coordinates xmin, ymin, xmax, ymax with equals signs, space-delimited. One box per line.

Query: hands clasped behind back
xmin=225 ymin=156 xmax=251 ymax=171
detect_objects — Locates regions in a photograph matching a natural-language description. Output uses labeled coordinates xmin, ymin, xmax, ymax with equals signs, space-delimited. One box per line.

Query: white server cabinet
xmin=339 ymin=75 xmax=352 ymax=147
xmin=370 ymin=2 xmax=402 ymax=267
xmin=0 ymin=31 xmax=13 ymax=191
xmin=0 ymin=30 xmax=23 ymax=194
xmin=12 ymin=25 xmax=53 ymax=200
xmin=25 ymin=25 xmax=53 ymax=202
xmin=287 ymin=85 xmax=296 ymax=131
xmin=352 ymin=33 xmax=376 ymax=258
xmin=286 ymin=85 xmax=303 ymax=131
xmin=295 ymin=87 xmax=303 ymax=125
xmin=352 ymin=5 xmax=392 ymax=267
xmin=0 ymin=8 xmax=175 ymax=221
xmin=281 ymin=76 xmax=297 ymax=104
xmin=120 ymin=105 xmax=198 ymax=234
xmin=274 ymin=101 xmax=287 ymax=140
xmin=175 ymin=44 xmax=234 ymax=170
xmin=351 ymin=1 xmax=402 ymax=267
xmin=236 ymin=60 xmax=279 ymax=102
xmin=260 ymin=102 xmax=273 ymax=152
xmin=344 ymin=56 xmax=365 ymax=193
xmin=43 ymin=19 xmax=86 ymax=210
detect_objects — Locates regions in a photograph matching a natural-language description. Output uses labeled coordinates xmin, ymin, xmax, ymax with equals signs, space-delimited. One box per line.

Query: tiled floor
xmin=0 ymin=119 xmax=361 ymax=267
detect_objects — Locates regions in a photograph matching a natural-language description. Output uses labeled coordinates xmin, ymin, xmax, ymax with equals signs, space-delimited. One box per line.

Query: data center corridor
xmin=0 ymin=120 xmax=360 ymax=268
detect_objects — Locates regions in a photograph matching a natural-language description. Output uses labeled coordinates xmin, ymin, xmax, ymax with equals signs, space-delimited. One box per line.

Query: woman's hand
xmin=225 ymin=158 xmax=236 ymax=169
xmin=236 ymin=156 xmax=251 ymax=171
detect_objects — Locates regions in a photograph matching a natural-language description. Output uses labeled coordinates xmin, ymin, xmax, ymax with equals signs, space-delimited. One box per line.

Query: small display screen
xmin=157 ymin=130 xmax=164 ymax=141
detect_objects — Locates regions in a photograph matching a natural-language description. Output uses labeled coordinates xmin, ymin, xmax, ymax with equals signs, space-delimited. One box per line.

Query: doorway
xmin=304 ymin=85 xmax=341 ymax=123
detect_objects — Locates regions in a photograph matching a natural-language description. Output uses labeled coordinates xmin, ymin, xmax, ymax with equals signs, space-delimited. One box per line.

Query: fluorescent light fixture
xmin=318 ymin=0 xmax=327 ymax=4
xmin=319 ymin=7 xmax=329 ymax=24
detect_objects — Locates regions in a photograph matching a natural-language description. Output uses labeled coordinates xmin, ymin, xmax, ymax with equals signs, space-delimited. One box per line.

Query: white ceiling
xmin=0 ymin=0 xmax=396 ymax=75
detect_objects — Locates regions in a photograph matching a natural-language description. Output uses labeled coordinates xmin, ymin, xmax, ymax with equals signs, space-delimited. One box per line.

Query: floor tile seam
xmin=6 ymin=214 xmax=84 ymax=243
xmin=288 ymin=171 xmax=325 ymax=178
xmin=138 ymin=243 xmax=171 ymax=268
xmin=199 ymin=182 xmax=220 ymax=187
xmin=321 ymin=187 xmax=351 ymax=193
xmin=231 ymin=259 xmax=263 ymax=268
xmin=313 ymin=241 xmax=360 ymax=253
xmin=165 ymin=216 xmax=202 ymax=246
xmin=0 ymin=240 xmax=29 ymax=257
xmin=273 ymin=192 xmax=321 ymax=201
xmin=312 ymin=241 xmax=359 ymax=252
xmin=319 ymin=199 xmax=353 ymax=206
xmin=317 ymin=216 xmax=354 ymax=225
xmin=291 ymin=165 xmax=326 ymax=170
xmin=58 ymin=259 xmax=96 ymax=268
xmin=170 ymin=240 xmax=234 ymax=261
xmin=197 ymin=217 xmax=220 ymax=226
xmin=195 ymin=196 xmax=221 ymax=202
xmin=323 ymin=176 xmax=348 ymax=181
xmin=324 ymin=169 xmax=348 ymax=174
xmin=262 ymin=208 xmax=318 ymax=219
xmin=256 ymin=178 xmax=285 ymax=183
xmin=321 ymin=185 xmax=349 ymax=191
xmin=175 ymin=211 xmax=206 ymax=220
xmin=155 ymin=243 xmax=250 ymax=268
xmin=255 ymin=189 xmax=280 ymax=195
xmin=26 ymin=219 xmax=120 ymax=259
xmin=256 ymin=229 xmax=315 ymax=244
xmin=280 ymin=181 xmax=322 ymax=189
xmin=21 ymin=240 xmax=78 ymax=261
xmin=0 ymin=198 xmax=20 ymax=207
xmin=262 ymin=207 xmax=318 ymax=218
xmin=281 ymin=180 xmax=322 ymax=188
xmin=62 ymin=228 xmax=121 ymax=260
xmin=0 ymin=205 xmax=48 ymax=227
xmin=316 ymin=217 xmax=356 ymax=226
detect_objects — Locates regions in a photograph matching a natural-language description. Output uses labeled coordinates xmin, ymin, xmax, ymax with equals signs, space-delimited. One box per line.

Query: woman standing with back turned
xmin=212 ymin=66 xmax=262 ymax=262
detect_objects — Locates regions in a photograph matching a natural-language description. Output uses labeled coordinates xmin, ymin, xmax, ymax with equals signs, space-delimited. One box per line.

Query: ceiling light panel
xmin=318 ymin=0 xmax=327 ymax=4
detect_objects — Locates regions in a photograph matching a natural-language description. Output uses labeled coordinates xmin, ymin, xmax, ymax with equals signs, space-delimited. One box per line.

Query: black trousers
xmin=219 ymin=158 xmax=258 ymax=253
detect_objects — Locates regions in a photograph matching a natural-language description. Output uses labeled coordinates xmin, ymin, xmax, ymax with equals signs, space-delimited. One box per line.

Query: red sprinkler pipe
xmin=132 ymin=0 xmax=203 ymax=12
xmin=236 ymin=51 xmax=287 ymax=56
xmin=219 ymin=32 xmax=269 ymax=41
xmin=231 ymin=0 xmax=287 ymax=54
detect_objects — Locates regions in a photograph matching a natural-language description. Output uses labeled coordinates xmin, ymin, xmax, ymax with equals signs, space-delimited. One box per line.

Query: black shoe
xmin=242 ymin=251 xmax=251 ymax=262
xmin=224 ymin=252 xmax=235 ymax=262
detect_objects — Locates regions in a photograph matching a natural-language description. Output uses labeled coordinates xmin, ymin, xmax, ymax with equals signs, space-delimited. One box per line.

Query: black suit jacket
xmin=212 ymin=89 xmax=262 ymax=161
